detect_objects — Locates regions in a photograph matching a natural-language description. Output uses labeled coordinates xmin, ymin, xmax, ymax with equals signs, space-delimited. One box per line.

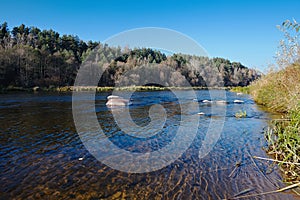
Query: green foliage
xmin=266 ymin=104 xmax=300 ymax=182
xmin=129 ymin=48 xmax=167 ymax=63
xmin=0 ymin=22 xmax=105 ymax=87
xmin=235 ymin=110 xmax=247 ymax=118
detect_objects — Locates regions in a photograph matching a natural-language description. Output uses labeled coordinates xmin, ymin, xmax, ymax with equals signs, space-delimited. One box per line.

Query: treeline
xmin=0 ymin=22 xmax=101 ymax=87
xmin=0 ymin=22 xmax=260 ymax=88
xmin=97 ymin=49 xmax=260 ymax=87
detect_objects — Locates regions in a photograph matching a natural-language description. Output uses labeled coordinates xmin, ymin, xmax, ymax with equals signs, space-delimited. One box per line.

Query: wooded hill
xmin=0 ymin=22 xmax=260 ymax=88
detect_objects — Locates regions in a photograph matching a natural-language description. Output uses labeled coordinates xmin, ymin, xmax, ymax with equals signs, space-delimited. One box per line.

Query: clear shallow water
xmin=0 ymin=90 xmax=298 ymax=199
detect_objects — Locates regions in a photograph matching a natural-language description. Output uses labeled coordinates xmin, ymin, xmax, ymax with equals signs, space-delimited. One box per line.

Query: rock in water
xmin=106 ymin=95 xmax=131 ymax=107
xmin=107 ymin=95 xmax=121 ymax=100
xmin=234 ymin=100 xmax=244 ymax=103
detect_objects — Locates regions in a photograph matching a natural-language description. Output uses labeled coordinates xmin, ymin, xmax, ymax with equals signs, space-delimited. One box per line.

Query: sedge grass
xmin=235 ymin=110 xmax=247 ymax=118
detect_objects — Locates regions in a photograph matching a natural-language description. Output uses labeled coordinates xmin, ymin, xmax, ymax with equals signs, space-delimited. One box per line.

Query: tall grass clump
xmin=250 ymin=63 xmax=300 ymax=113
xmin=265 ymin=104 xmax=300 ymax=182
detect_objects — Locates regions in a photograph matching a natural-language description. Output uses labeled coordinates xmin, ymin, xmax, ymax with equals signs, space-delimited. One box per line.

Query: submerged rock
xmin=106 ymin=95 xmax=131 ymax=106
xmin=215 ymin=100 xmax=228 ymax=104
xmin=107 ymin=95 xmax=122 ymax=100
xmin=202 ymin=100 xmax=212 ymax=103
xmin=234 ymin=99 xmax=244 ymax=103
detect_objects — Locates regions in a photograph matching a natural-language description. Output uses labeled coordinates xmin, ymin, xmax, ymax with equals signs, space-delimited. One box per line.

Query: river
xmin=0 ymin=90 xmax=298 ymax=199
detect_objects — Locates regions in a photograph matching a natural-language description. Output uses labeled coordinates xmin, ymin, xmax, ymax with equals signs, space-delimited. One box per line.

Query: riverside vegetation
xmin=251 ymin=63 xmax=300 ymax=183
xmin=234 ymin=20 xmax=300 ymax=185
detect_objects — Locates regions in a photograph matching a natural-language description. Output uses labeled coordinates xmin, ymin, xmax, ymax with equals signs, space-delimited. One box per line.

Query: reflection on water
xmin=0 ymin=91 xmax=297 ymax=199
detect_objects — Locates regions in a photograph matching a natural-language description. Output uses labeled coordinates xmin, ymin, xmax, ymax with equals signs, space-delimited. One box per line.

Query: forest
xmin=0 ymin=22 xmax=260 ymax=88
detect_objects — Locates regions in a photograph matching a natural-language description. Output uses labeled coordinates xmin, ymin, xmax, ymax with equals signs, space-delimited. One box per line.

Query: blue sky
xmin=1 ymin=0 xmax=300 ymax=71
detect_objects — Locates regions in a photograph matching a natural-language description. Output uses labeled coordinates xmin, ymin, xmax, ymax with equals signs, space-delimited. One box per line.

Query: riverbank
xmin=1 ymin=85 xmax=234 ymax=93
xmin=233 ymin=63 xmax=300 ymax=183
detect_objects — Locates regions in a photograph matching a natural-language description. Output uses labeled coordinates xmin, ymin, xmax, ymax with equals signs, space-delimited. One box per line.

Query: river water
xmin=0 ymin=90 xmax=298 ymax=199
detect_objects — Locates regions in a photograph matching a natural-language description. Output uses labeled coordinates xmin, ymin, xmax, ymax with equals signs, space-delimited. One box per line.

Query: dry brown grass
xmin=250 ymin=63 xmax=300 ymax=113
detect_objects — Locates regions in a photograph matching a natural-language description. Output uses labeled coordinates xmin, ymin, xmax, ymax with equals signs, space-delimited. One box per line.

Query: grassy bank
xmin=1 ymin=85 xmax=232 ymax=93
xmin=250 ymin=64 xmax=300 ymax=113
xmin=249 ymin=63 xmax=300 ymax=182
xmin=230 ymin=86 xmax=250 ymax=94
